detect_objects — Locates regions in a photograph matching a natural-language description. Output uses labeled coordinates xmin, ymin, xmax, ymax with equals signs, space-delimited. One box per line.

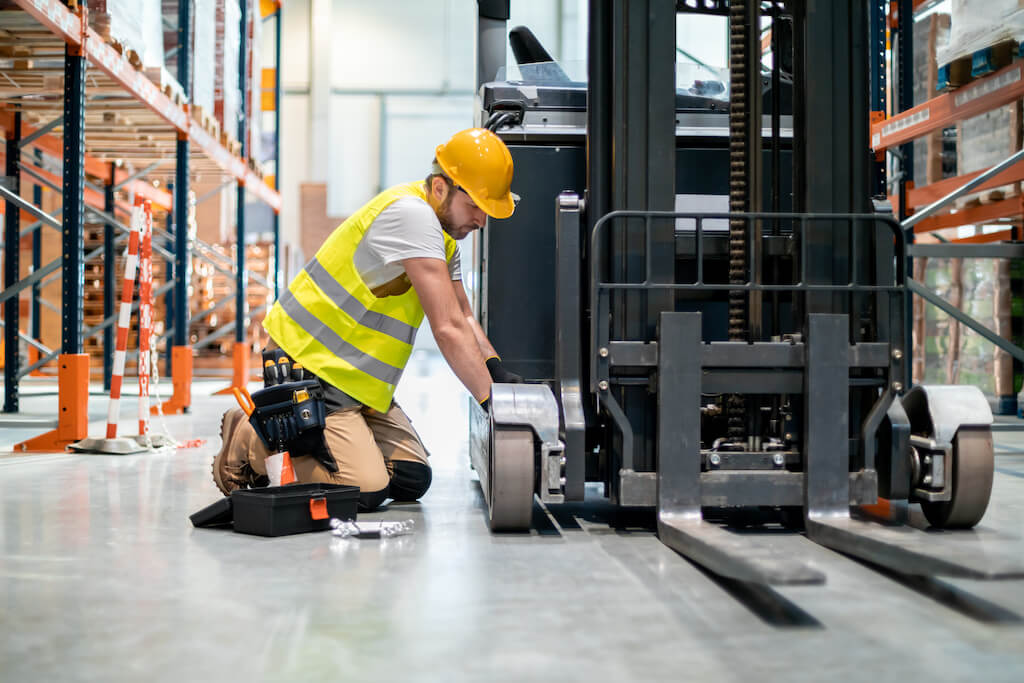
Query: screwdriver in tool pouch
xmin=277 ymin=354 xmax=292 ymax=382
xmin=262 ymin=350 xmax=280 ymax=385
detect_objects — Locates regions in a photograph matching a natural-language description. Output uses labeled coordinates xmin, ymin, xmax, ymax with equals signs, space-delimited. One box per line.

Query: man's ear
xmin=431 ymin=176 xmax=449 ymax=203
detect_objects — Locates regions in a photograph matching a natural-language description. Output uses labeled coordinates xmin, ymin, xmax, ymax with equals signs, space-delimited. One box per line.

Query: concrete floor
xmin=2 ymin=350 xmax=1024 ymax=681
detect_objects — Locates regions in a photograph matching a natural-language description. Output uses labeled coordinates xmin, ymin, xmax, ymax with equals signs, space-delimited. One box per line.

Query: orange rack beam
xmin=952 ymin=228 xmax=1017 ymax=245
xmin=871 ymin=62 xmax=1024 ymax=152
xmin=910 ymin=197 xmax=1024 ymax=235
xmin=897 ymin=163 xmax=1024 ymax=212
xmin=10 ymin=0 xmax=280 ymax=213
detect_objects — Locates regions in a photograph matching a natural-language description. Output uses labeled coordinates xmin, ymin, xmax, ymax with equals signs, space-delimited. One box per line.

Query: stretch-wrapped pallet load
xmin=193 ymin=0 xmax=217 ymax=115
xmin=157 ymin=1 xmax=211 ymax=111
xmin=138 ymin=0 xmax=181 ymax=99
xmin=937 ymin=0 xmax=1024 ymax=69
xmin=87 ymin=0 xmax=145 ymax=67
xmin=215 ymin=0 xmax=242 ymax=138
xmin=162 ymin=0 xmax=181 ymax=76
xmin=140 ymin=0 xmax=165 ymax=70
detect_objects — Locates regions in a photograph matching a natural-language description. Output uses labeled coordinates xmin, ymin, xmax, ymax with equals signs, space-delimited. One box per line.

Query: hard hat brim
xmin=471 ymin=190 xmax=516 ymax=220
xmin=435 ymin=154 xmax=516 ymax=219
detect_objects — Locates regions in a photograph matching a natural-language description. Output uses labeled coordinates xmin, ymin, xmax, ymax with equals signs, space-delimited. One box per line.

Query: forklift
xmin=469 ymin=0 xmax=1022 ymax=585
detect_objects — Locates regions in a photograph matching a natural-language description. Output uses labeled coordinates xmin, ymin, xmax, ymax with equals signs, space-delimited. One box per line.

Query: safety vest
xmin=263 ymin=182 xmax=458 ymax=412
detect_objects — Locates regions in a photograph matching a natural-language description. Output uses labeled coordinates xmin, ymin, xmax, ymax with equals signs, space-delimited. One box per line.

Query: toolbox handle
xmin=309 ymin=496 xmax=329 ymax=521
xmin=232 ymin=387 xmax=256 ymax=416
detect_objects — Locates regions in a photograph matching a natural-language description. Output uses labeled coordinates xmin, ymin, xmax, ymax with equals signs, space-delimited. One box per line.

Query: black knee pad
xmin=389 ymin=461 xmax=432 ymax=501
xmin=359 ymin=487 xmax=389 ymax=512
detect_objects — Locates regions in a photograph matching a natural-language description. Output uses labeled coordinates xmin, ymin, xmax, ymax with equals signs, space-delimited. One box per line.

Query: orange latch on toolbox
xmin=309 ymin=497 xmax=328 ymax=520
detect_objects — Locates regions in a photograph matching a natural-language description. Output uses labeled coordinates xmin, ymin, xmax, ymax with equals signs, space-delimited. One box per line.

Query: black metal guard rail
xmin=589 ymin=210 xmax=907 ymax=392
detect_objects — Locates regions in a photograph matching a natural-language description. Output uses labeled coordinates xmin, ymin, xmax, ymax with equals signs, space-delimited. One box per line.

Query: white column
xmin=309 ymin=0 xmax=332 ymax=183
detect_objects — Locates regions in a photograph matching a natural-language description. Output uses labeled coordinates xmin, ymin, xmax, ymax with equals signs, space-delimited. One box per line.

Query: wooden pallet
xmin=970 ymin=40 xmax=1018 ymax=79
xmin=218 ymin=129 xmax=242 ymax=156
xmin=110 ymin=40 xmax=142 ymax=70
xmin=937 ymin=40 xmax=1018 ymax=93
xmin=954 ymin=188 xmax=1017 ymax=211
xmin=191 ymin=105 xmax=222 ymax=142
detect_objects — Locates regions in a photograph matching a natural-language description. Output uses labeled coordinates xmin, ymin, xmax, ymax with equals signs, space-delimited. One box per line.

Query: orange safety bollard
xmin=26 ymin=346 xmax=48 ymax=376
xmin=213 ymin=341 xmax=251 ymax=395
xmin=154 ymin=345 xmax=193 ymax=414
xmin=15 ymin=353 xmax=90 ymax=452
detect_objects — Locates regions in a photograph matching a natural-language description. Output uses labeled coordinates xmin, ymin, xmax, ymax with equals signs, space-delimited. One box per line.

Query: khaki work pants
xmin=225 ymin=401 xmax=431 ymax=505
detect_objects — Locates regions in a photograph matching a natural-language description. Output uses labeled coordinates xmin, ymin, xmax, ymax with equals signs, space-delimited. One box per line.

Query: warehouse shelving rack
xmin=0 ymin=0 xmax=283 ymax=451
xmin=872 ymin=0 xmax=1024 ymax=405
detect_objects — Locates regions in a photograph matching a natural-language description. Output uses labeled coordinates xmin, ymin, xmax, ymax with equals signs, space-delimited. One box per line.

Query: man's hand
xmin=486 ymin=356 xmax=524 ymax=383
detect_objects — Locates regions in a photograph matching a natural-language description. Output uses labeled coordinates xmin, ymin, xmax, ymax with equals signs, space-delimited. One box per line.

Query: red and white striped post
xmin=105 ymin=199 xmax=143 ymax=440
xmin=137 ymin=200 xmax=154 ymax=436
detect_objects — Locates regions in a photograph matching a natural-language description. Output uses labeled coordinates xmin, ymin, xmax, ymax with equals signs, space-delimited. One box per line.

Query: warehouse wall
xmin=279 ymin=0 xmax=312 ymax=264
xmin=277 ymin=0 xmax=587 ymax=351
xmin=279 ymin=0 xmax=588 ymax=262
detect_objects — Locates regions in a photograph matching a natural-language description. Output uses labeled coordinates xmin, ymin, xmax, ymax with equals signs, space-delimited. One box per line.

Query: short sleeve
xmin=364 ymin=198 xmax=447 ymax=265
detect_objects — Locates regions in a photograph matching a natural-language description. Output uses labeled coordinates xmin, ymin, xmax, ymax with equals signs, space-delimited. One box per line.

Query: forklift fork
xmin=657 ymin=311 xmax=1024 ymax=584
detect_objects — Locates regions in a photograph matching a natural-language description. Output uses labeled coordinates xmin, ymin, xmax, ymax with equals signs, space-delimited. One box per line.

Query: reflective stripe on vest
xmin=262 ymin=181 xmax=458 ymax=412
xmin=304 ymin=257 xmax=417 ymax=345
xmin=276 ymin=289 xmax=404 ymax=386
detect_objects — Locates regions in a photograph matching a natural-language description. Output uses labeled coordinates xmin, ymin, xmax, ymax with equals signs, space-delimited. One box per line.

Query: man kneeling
xmin=212 ymin=128 xmax=523 ymax=510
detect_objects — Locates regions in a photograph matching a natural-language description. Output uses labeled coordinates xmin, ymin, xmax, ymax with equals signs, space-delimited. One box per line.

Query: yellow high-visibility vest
xmin=263 ymin=182 xmax=458 ymax=411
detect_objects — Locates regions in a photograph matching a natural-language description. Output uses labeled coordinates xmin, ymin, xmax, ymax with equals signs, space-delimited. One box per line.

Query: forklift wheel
xmin=488 ymin=425 xmax=535 ymax=531
xmin=920 ymin=427 xmax=994 ymax=529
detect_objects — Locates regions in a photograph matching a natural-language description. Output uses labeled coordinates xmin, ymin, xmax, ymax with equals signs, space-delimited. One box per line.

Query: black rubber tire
xmin=921 ymin=427 xmax=993 ymax=529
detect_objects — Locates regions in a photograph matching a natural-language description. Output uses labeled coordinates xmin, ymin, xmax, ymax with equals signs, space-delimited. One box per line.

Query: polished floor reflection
xmin=2 ymin=351 xmax=1024 ymax=681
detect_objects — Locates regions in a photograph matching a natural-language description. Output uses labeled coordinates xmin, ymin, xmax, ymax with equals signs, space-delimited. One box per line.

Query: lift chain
xmin=727 ymin=0 xmax=752 ymax=439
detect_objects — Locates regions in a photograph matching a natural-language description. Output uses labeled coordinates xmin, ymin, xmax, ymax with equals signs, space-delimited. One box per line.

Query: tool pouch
xmin=248 ymin=379 xmax=337 ymax=473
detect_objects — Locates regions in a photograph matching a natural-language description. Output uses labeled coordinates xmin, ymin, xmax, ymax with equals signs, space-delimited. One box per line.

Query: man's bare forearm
xmin=435 ymin=318 xmax=491 ymax=402
xmin=466 ymin=314 xmax=498 ymax=359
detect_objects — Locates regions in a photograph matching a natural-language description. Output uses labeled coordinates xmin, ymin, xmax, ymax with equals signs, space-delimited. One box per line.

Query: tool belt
xmin=233 ymin=359 xmax=337 ymax=473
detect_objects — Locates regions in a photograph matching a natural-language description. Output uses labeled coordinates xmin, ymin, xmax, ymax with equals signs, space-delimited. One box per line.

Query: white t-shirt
xmin=352 ymin=197 xmax=461 ymax=289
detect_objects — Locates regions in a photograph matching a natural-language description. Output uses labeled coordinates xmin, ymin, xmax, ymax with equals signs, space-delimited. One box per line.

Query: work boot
xmin=212 ymin=408 xmax=259 ymax=495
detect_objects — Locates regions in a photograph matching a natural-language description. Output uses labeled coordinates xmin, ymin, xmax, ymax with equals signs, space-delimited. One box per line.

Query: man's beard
xmin=436 ymin=191 xmax=455 ymax=234
xmin=437 ymin=193 xmax=469 ymax=238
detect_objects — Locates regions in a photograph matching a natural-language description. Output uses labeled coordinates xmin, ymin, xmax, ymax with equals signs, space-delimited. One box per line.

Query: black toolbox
xmin=233 ymin=483 xmax=359 ymax=536
xmin=190 ymin=483 xmax=359 ymax=537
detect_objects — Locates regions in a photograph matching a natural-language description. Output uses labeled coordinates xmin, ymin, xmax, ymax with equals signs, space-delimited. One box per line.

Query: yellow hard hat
xmin=435 ymin=128 xmax=516 ymax=219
